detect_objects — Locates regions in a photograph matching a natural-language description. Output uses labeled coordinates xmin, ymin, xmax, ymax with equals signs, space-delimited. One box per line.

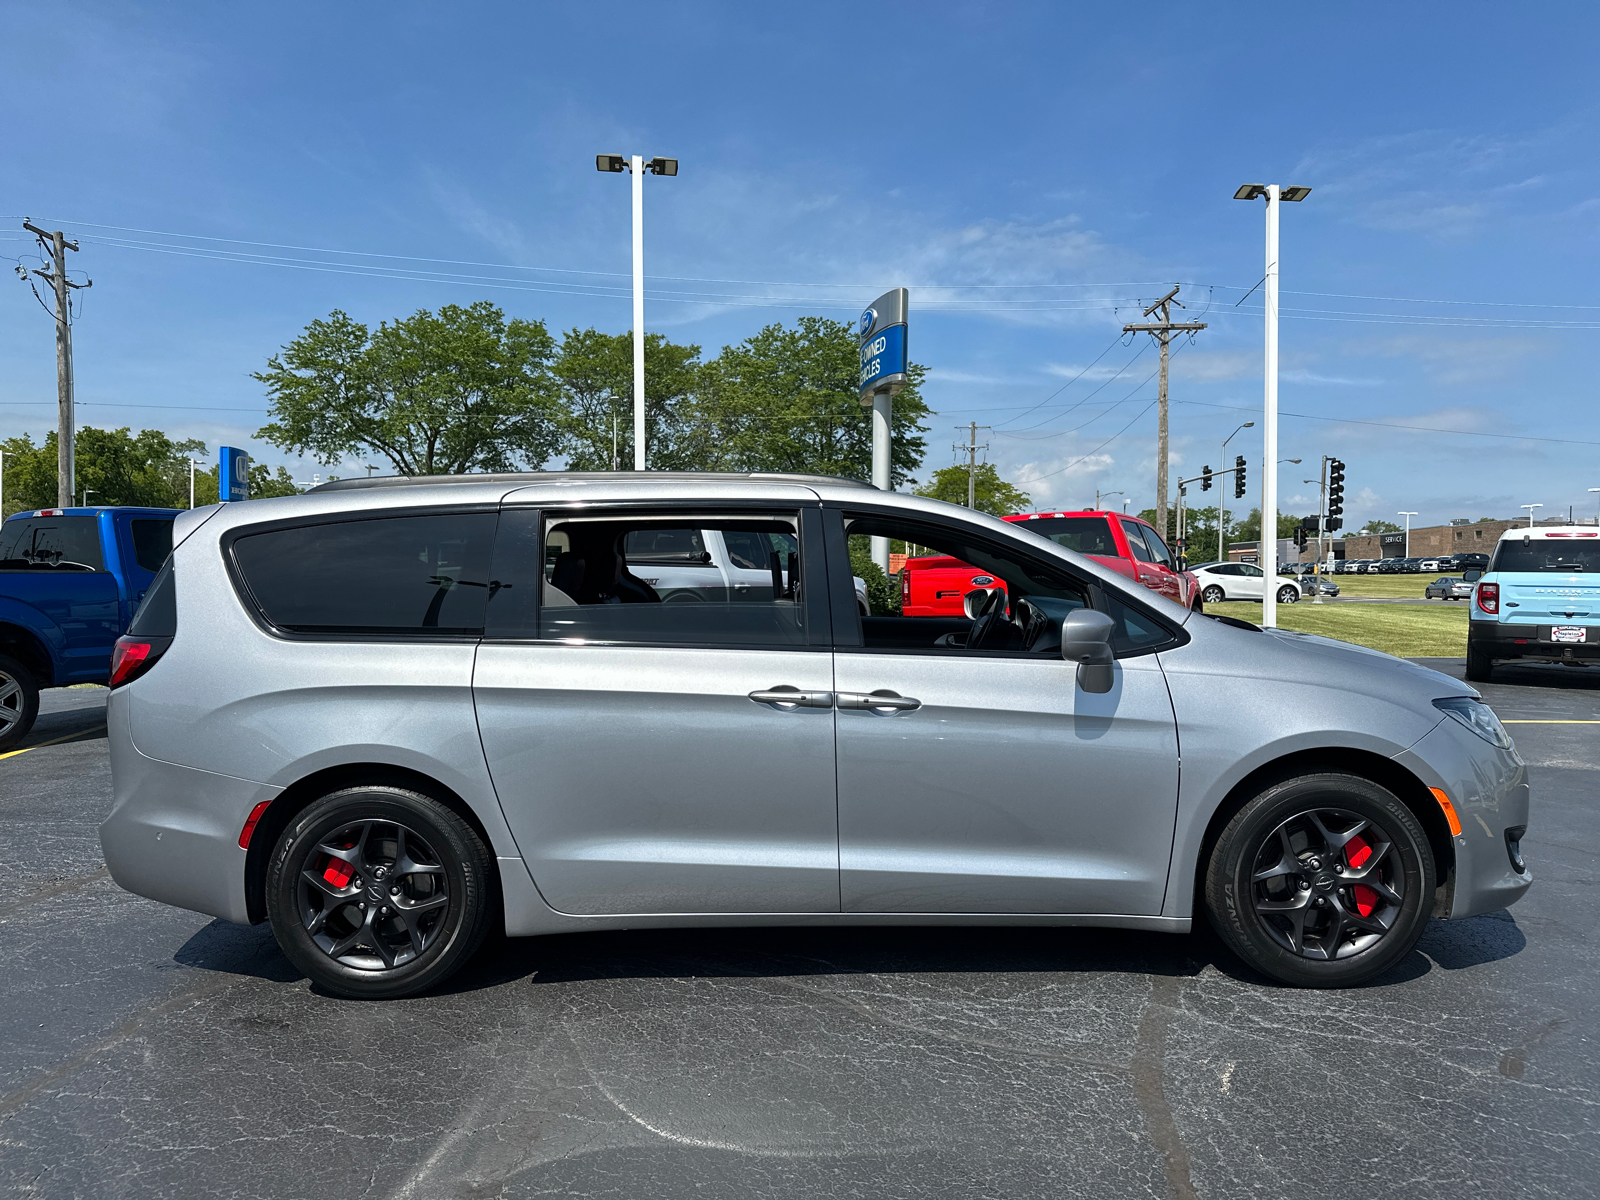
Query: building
xmin=1330 ymin=517 xmax=1595 ymax=561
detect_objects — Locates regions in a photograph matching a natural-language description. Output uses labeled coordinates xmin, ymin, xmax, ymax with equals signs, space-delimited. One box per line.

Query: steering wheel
xmin=965 ymin=587 xmax=1009 ymax=650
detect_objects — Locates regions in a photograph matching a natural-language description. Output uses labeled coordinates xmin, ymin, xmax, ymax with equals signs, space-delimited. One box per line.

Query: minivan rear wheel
xmin=265 ymin=786 xmax=494 ymax=999
xmin=1204 ymin=773 xmax=1434 ymax=987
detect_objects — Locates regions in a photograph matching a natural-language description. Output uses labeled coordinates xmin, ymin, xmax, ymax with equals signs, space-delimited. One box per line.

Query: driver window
xmin=1138 ymin=525 xmax=1174 ymax=569
xmin=843 ymin=513 xmax=1088 ymax=655
xmin=1121 ymin=519 xmax=1157 ymax=564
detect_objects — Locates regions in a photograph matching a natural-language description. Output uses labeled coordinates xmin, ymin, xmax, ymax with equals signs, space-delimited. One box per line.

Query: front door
xmin=829 ymin=508 xmax=1181 ymax=915
xmin=473 ymin=503 xmax=840 ymax=916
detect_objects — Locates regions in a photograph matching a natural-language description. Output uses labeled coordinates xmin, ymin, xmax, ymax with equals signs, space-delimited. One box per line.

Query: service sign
xmin=858 ymin=287 xmax=908 ymax=400
xmin=220 ymin=446 xmax=250 ymax=502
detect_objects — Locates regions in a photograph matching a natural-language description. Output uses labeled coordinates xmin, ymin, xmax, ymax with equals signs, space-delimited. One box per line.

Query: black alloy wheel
xmin=0 ymin=654 xmax=41 ymax=753
xmin=265 ymin=787 xmax=494 ymax=999
xmin=1205 ymin=773 xmax=1434 ymax=987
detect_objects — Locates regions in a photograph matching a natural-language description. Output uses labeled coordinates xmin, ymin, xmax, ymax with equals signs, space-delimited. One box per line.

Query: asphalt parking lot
xmin=1 ymin=664 xmax=1595 ymax=1199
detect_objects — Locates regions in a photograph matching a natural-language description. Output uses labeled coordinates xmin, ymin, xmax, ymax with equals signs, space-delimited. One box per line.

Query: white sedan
xmin=1191 ymin=561 xmax=1301 ymax=605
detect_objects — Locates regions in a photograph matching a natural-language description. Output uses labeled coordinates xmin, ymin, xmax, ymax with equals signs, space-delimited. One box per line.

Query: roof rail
xmin=308 ymin=470 xmax=878 ymax=494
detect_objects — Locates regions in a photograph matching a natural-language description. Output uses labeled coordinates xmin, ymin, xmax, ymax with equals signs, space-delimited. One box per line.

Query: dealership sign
xmin=858 ymin=288 xmax=909 ymax=401
xmin=219 ymin=446 xmax=250 ymax=502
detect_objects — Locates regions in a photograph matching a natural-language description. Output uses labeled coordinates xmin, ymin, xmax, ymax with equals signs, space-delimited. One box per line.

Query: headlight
xmin=1434 ymin=696 xmax=1514 ymax=749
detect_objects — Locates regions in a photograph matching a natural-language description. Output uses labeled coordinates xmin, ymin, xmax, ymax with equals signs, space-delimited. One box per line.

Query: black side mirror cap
xmin=1061 ymin=608 xmax=1117 ymax=693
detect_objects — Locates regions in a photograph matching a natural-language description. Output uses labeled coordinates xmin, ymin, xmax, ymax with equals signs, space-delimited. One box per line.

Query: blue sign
xmin=219 ymin=446 xmax=250 ymax=502
xmin=858 ymin=323 xmax=907 ymax=395
xmin=859 ymin=307 xmax=877 ymax=338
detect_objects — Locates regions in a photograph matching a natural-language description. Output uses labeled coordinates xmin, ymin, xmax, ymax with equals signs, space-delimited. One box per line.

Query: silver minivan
xmin=99 ymin=473 xmax=1531 ymax=997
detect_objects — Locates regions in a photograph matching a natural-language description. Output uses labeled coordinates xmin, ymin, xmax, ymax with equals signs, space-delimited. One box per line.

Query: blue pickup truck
xmin=0 ymin=506 xmax=181 ymax=750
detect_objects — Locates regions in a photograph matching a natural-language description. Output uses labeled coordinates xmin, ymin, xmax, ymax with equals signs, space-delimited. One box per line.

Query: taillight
xmin=108 ymin=635 xmax=171 ymax=688
xmin=1477 ymin=582 xmax=1500 ymax=615
xmin=902 ymin=571 xmax=910 ymax=599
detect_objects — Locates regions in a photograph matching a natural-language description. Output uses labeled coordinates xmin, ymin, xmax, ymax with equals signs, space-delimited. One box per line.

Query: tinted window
xmin=1013 ymin=516 xmax=1119 ymax=557
xmin=233 ymin=513 xmax=495 ymax=634
xmin=0 ymin=516 xmax=104 ymax=571
xmin=533 ymin=514 xmax=807 ymax=647
xmin=1139 ymin=525 xmax=1174 ymax=568
xmin=722 ymin=529 xmax=795 ymax=571
xmin=128 ymin=559 xmax=177 ymax=637
xmin=1491 ymin=539 xmax=1600 ymax=573
xmin=130 ymin=519 xmax=174 ymax=573
xmin=1121 ymin=519 xmax=1156 ymax=564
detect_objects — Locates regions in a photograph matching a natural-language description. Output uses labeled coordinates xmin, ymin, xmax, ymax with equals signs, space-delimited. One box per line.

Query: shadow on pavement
xmin=1413 ymin=656 xmax=1600 ymax=692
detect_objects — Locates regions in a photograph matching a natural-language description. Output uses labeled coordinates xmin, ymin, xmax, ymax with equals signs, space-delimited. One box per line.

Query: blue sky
xmin=2 ymin=2 xmax=1597 ymax=529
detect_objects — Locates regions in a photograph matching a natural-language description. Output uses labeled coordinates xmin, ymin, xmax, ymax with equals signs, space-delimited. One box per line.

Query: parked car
xmin=98 ymin=472 xmax=1530 ymax=998
xmin=1301 ymin=575 xmax=1340 ymax=598
xmin=1419 ymin=559 xmax=1443 ymax=572
xmin=1188 ymin=560 xmax=1302 ymax=605
xmin=1424 ymin=576 xmax=1473 ymax=601
xmin=1467 ymin=525 xmax=1600 ymax=680
xmin=903 ymin=510 xmax=1201 ymax=614
xmin=0 ymin=505 xmax=180 ymax=750
xmin=1455 ymin=552 xmax=1490 ymax=573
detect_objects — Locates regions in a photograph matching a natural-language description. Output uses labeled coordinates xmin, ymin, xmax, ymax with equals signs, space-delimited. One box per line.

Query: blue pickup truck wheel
xmin=0 ymin=654 xmax=41 ymax=753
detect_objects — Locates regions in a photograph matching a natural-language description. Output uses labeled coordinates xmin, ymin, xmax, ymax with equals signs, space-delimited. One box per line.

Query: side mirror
xmin=1060 ymin=608 xmax=1117 ymax=694
xmin=1463 ymin=568 xmax=1482 ymax=582
xmin=963 ymin=587 xmax=1001 ymax=620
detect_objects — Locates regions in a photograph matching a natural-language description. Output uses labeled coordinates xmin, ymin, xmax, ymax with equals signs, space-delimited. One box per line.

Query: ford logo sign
xmin=971 ymin=575 xmax=995 ymax=586
xmin=859 ymin=308 xmax=876 ymax=338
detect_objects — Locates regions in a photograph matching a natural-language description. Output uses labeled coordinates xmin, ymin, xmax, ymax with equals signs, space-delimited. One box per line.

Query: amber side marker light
xmin=238 ymin=801 xmax=272 ymax=849
xmin=1430 ymin=787 xmax=1463 ymax=837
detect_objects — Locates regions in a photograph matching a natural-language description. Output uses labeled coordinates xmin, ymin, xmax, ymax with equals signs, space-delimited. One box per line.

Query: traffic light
xmin=1234 ymin=455 xmax=1247 ymax=499
xmin=1201 ymin=465 xmax=1213 ymax=492
xmin=1294 ymin=524 xmax=1308 ymax=550
xmin=1327 ymin=458 xmax=1346 ymax=518
xmin=1326 ymin=517 xmax=1343 ymax=532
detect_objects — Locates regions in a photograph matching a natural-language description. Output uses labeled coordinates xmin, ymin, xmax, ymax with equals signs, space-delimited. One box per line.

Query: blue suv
xmin=1466 ymin=525 xmax=1600 ymax=680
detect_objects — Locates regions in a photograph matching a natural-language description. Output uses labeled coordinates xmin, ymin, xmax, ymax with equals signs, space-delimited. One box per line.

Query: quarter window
xmin=130 ymin=519 xmax=174 ymax=573
xmin=231 ymin=513 xmax=495 ymax=634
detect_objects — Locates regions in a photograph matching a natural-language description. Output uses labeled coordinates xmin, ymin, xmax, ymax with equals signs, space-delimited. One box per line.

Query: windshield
xmin=1013 ymin=516 xmax=1119 ymax=557
xmin=1492 ymin=540 xmax=1600 ymax=573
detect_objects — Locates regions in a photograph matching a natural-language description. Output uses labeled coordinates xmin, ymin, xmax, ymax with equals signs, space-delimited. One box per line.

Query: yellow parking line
xmin=0 ymin=727 xmax=104 ymax=761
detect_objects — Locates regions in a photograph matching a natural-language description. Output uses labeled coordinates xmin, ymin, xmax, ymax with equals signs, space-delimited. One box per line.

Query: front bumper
xmin=1470 ymin=619 xmax=1600 ymax=663
xmin=99 ymin=691 xmax=279 ymax=925
xmin=1393 ymin=717 xmax=1531 ymax=919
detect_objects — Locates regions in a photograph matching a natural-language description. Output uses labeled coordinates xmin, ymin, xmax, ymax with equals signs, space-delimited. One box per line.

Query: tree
xmin=553 ymin=329 xmax=702 ymax=470
xmin=255 ymin=302 xmax=564 ymax=475
xmin=688 ymin=316 xmax=930 ymax=485
xmin=1364 ymin=519 xmax=1403 ymax=534
xmin=914 ymin=463 xmax=1030 ymax=516
xmin=1230 ymin=508 xmax=1313 ymax=544
xmin=2 ymin=427 xmax=206 ymax=514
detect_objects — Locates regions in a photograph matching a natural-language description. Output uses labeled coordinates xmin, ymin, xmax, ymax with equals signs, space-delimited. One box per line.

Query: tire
xmin=1277 ymin=585 xmax=1300 ymax=604
xmin=265 ymin=786 xmax=495 ymax=999
xmin=1465 ymin=639 xmax=1493 ymax=682
xmin=1201 ymin=585 xmax=1226 ymax=604
xmin=1203 ymin=773 xmax=1435 ymax=987
xmin=0 ymin=654 xmax=41 ymax=754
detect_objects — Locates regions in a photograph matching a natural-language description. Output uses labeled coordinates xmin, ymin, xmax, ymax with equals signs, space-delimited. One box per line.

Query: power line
xmin=1174 ymin=398 xmax=1600 ymax=448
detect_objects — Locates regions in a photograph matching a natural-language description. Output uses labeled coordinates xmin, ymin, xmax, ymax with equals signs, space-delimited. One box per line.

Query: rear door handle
xmin=748 ymin=687 xmax=834 ymax=709
xmin=837 ymin=690 xmax=921 ymax=713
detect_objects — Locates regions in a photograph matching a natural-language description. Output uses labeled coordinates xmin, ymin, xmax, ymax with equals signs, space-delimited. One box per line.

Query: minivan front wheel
xmin=1204 ymin=773 xmax=1434 ymax=987
xmin=265 ymin=787 xmax=494 ymax=999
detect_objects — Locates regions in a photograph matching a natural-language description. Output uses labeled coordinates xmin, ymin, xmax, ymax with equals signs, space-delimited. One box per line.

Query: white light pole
xmin=1219 ymin=421 xmax=1253 ymax=562
xmin=597 ymin=154 xmax=677 ymax=471
xmin=1398 ymin=511 xmax=1418 ymax=558
xmin=1236 ymin=182 xmax=1311 ymax=627
xmin=1522 ymin=503 xmax=1543 ymax=527
xmin=1588 ymin=487 xmax=1599 ymax=526
xmin=188 ymin=458 xmax=198 ymax=509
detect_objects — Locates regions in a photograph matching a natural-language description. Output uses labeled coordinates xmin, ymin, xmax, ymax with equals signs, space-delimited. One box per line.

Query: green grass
xmin=1319 ymin=572 xmax=1448 ymax=599
xmin=1204 ymin=599 xmax=1468 ymax=657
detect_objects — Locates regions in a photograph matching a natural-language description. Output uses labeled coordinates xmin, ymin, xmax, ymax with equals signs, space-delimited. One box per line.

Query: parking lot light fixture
xmin=1522 ymin=503 xmax=1543 ymax=527
xmin=1588 ymin=487 xmax=1600 ymax=526
xmin=1398 ymin=511 xmax=1418 ymax=558
xmin=597 ymin=152 xmax=678 ymax=471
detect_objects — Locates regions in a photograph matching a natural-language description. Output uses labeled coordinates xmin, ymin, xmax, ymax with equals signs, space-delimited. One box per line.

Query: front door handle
xmin=749 ymin=687 xmax=834 ymax=709
xmin=837 ymin=689 xmax=922 ymax=713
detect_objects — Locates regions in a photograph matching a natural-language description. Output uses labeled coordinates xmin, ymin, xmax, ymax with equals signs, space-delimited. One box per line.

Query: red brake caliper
xmin=1345 ymin=835 xmax=1378 ymax=917
xmin=323 ymin=857 xmax=354 ymax=888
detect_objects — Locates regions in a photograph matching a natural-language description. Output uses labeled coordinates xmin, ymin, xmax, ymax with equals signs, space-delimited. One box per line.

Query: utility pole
xmin=22 ymin=222 xmax=92 ymax=508
xmin=953 ymin=423 xmax=991 ymax=509
xmin=1124 ymin=285 xmax=1206 ymax=542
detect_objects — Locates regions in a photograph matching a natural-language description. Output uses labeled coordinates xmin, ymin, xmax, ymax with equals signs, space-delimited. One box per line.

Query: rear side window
xmin=128 ymin=560 xmax=177 ymax=637
xmin=130 ymin=519 xmax=174 ymax=573
xmin=1014 ymin=516 xmax=1119 ymax=557
xmin=1121 ymin=519 xmax=1156 ymax=564
xmin=0 ymin=516 xmax=105 ymax=571
xmin=232 ymin=513 xmax=496 ymax=634
xmin=1137 ymin=524 xmax=1174 ymax=568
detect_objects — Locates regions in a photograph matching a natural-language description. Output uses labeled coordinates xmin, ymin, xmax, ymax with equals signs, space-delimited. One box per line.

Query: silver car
xmin=99 ymin=473 xmax=1531 ymax=998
